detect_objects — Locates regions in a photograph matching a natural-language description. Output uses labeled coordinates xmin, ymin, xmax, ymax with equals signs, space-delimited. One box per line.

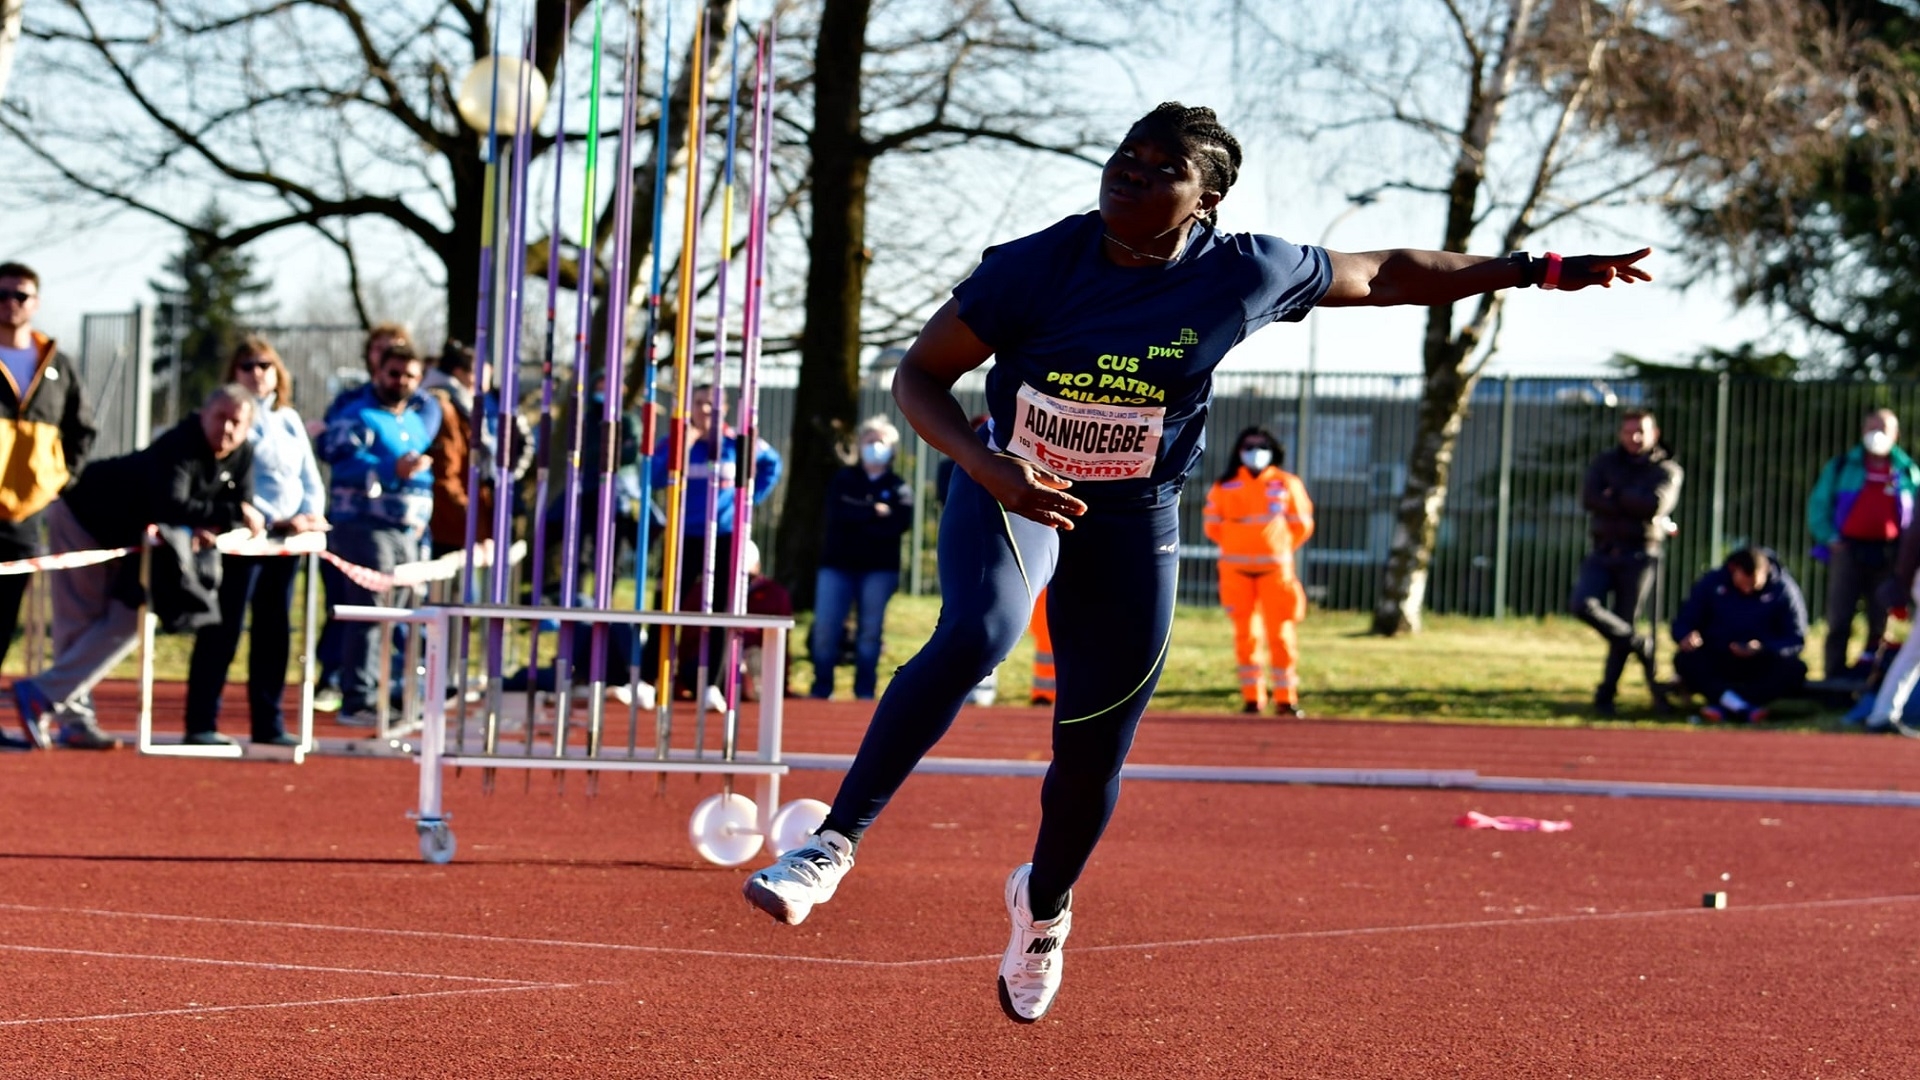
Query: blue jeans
xmin=184 ymin=553 xmax=301 ymax=738
xmin=810 ymin=567 xmax=899 ymax=699
xmin=329 ymin=523 xmax=421 ymax=714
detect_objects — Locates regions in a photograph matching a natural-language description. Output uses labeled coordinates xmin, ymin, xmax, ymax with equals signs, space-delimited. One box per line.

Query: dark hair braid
xmin=1139 ymin=102 xmax=1243 ymax=226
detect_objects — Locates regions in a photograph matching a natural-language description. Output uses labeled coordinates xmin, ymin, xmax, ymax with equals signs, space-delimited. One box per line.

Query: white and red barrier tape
xmin=0 ymin=527 xmax=524 ymax=594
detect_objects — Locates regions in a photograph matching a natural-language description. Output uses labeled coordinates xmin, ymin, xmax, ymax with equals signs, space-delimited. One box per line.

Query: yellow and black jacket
xmin=0 ymin=332 xmax=95 ymax=553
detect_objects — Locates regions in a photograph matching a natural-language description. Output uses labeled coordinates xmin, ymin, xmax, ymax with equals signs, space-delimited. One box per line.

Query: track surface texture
xmin=2 ymin=683 xmax=1917 ymax=1078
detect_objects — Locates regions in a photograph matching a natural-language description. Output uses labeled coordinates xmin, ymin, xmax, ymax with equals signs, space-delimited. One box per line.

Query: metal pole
xmin=1493 ymin=374 xmax=1515 ymax=619
xmin=909 ymin=432 xmax=928 ymax=596
xmin=1294 ymin=370 xmax=1312 ymax=485
xmin=1710 ymin=371 xmax=1730 ymax=563
xmin=132 ymin=303 xmax=154 ymax=448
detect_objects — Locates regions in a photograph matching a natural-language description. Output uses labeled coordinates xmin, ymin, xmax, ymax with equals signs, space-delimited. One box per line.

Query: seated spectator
xmin=740 ymin=540 xmax=794 ymax=700
xmin=13 ymin=386 xmax=265 ymax=749
xmin=1670 ymin=547 xmax=1809 ymax=723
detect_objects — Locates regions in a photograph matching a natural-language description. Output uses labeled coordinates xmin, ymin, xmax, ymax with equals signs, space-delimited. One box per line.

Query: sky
xmin=5 ymin=8 xmax=1793 ymax=379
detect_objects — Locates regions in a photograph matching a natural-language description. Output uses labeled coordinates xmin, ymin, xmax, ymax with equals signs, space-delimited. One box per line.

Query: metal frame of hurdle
xmin=333 ymin=602 xmax=820 ymax=867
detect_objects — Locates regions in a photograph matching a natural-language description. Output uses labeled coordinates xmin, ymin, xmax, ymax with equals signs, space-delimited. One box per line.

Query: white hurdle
xmin=335 ymin=602 xmax=802 ymax=867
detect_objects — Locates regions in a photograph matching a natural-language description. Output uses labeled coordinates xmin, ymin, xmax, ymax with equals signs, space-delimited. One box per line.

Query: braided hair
xmin=1136 ymin=102 xmax=1243 ymax=226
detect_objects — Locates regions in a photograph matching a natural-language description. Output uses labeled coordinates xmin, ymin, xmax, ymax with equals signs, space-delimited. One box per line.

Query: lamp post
xmin=1298 ymin=188 xmax=1381 ymax=481
xmin=455 ymin=54 xmax=551 ymax=372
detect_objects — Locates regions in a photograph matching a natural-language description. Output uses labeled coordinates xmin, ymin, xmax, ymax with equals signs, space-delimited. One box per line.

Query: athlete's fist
xmin=971 ymin=455 xmax=1088 ymax=531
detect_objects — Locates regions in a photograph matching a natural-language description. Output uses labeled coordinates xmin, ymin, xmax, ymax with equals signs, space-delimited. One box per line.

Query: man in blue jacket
xmin=1671 ymin=547 xmax=1809 ymax=723
xmin=317 ymin=343 xmax=439 ymax=727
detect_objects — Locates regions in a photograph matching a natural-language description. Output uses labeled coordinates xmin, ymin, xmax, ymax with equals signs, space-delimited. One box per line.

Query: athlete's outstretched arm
xmin=1317 ymin=247 xmax=1652 ymax=308
xmin=893 ymin=299 xmax=1088 ymax=530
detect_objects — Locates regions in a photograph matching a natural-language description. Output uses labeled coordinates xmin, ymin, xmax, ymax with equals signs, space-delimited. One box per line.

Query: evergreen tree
xmin=150 ymin=201 xmax=274 ymax=411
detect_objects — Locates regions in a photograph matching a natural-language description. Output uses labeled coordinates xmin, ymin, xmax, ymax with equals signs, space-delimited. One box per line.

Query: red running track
xmin=1 ymin=683 xmax=1917 ymax=1078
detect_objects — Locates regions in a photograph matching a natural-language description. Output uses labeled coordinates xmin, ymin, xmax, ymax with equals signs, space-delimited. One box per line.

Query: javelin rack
xmin=334 ymin=602 xmax=817 ymax=867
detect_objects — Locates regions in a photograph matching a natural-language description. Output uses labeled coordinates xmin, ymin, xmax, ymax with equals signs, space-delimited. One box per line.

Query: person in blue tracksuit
xmin=741 ymin=101 xmax=1654 ymax=1023
xmin=1670 ymin=547 xmax=1809 ymax=723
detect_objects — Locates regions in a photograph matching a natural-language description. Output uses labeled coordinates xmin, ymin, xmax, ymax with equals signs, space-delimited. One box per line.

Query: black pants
xmin=1570 ymin=546 xmax=1658 ymax=697
xmin=184 ymin=554 xmax=302 ymax=739
xmin=1674 ymin=648 xmax=1806 ymax=707
xmin=1823 ymin=540 xmax=1896 ymax=680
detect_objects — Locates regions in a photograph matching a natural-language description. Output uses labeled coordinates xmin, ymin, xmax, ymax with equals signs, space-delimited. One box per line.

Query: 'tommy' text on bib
xmin=1007 ymin=384 xmax=1163 ymax=481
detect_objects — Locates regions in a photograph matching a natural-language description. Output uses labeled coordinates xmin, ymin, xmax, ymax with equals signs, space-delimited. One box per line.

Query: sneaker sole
xmin=742 ymin=877 xmax=809 ymax=926
xmin=997 ymin=976 xmax=1051 ymax=1024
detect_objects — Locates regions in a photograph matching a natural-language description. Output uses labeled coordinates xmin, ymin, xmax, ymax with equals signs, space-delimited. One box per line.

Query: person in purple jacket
xmin=743 ymin=101 xmax=1653 ymax=1023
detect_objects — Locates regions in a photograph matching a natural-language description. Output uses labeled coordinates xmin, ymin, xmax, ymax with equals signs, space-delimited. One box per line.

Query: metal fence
xmin=77 ymin=303 xmax=1903 ymax=619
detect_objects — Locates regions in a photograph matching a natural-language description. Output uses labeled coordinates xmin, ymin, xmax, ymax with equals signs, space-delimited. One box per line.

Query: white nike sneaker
xmin=742 ymin=829 xmax=855 ymax=926
xmin=997 ymin=863 xmax=1072 ymax=1023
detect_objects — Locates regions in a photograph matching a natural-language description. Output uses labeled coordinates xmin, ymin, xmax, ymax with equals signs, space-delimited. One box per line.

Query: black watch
xmin=1506 ymin=251 xmax=1543 ymax=288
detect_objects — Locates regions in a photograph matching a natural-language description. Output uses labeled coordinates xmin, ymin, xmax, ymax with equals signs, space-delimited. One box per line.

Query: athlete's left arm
xmin=1317 ymin=248 xmax=1652 ymax=308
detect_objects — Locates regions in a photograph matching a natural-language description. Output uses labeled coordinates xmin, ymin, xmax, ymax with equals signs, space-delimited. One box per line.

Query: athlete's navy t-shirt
xmin=953 ymin=211 xmax=1330 ymax=505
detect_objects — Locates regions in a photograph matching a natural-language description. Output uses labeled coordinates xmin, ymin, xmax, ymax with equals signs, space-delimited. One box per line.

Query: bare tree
xmin=774 ymin=0 xmax=1123 ymax=601
xmin=0 ymin=0 xmax=22 ymax=103
xmin=1236 ymin=0 xmax=1856 ymax=634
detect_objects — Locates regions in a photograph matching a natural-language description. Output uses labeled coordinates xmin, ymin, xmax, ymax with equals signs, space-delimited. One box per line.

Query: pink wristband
xmin=1540 ymin=252 xmax=1564 ymax=290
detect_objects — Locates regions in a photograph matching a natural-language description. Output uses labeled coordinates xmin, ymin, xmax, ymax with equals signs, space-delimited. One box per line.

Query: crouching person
xmin=1671 ymin=547 xmax=1809 ymax=723
xmin=13 ymin=386 xmax=265 ymax=748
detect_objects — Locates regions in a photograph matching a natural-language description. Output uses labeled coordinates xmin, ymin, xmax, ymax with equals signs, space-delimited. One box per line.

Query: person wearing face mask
xmin=809 ymin=416 xmax=914 ymax=700
xmin=741 ymin=101 xmax=1652 ymax=1024
xmin=1806 ymin=408 xmax=1920 ymax=683
xmin=1203 ymin=426 xmax=1314 ymax=716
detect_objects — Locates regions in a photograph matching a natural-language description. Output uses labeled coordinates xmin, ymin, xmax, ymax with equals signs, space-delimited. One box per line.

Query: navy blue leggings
xmin=821 ymin=467 xmax=1179 ymax=918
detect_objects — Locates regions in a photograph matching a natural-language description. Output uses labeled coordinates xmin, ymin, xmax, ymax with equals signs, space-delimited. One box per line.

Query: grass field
xmin=19 ymin=588 xmax=1862 ymax=728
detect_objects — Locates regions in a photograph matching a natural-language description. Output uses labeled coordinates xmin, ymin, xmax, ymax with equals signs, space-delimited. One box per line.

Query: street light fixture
xmin=456 ymin=55 xmax=551 ymax=136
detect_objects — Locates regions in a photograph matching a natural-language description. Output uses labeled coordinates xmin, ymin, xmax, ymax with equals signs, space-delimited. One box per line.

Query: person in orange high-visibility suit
xmin=1203 ymin=426 xmax=1314 ymax=716
xmin=1029 ymin=588 xmax=1054 ymax=705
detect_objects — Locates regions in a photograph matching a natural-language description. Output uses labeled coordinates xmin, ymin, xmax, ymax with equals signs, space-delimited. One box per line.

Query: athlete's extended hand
xmin=1555 ymin=248 xmax=1653 ymax=291
xmin=972 ymin=454 xmax=1088 ymax=531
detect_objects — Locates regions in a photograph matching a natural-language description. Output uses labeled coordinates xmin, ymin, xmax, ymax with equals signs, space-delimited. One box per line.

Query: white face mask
xmin=860 ymin=442 xmax=893 ymax=467
xmin=1864 ymin=430 xmax=1895 ymax=457
xmin=1240 ymin=448 xmax=1272 ymax=472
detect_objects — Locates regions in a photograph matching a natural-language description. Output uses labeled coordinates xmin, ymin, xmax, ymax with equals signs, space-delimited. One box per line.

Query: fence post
xmin=1709 ymin=371 xmax=1729 ymax=563
xmin=1294 ymin=370 xmax=1312 ymax=481
xmin=909 ymin=433 xmax=929 ymax=596
xmin=133 ymin=303 xmax=155 ymax=448
xmin=1493 ymin=375 xmax=1515 ymax=619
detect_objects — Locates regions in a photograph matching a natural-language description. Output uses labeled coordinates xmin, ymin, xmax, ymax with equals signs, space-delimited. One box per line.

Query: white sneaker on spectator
xmin=705 ymin=684 xmax=728 ymax=713
xmin=742 ymin=829 xmax=854 ymax=926
xmin=997 ymin=863 xmax=1072 ymax=1023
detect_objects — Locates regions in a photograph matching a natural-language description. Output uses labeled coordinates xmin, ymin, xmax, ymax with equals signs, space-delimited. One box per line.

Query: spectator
xmin=1571 ymin=408 xmax=1683 ymax=716
xmin=423 ymin=340 xmax=485 ymax=560
xmin=1671 ymin=547 xmax=1809 ymax=723
xmin=317 ymin=342 xmax=439 ymax=728
xmin=12 ymin=386 xmax=264 ymax=749
xmin=1203 ymin=426 xmax=1315 ymax=717
xmin=1806 ymin=407 xmax=1920 ymax=682
xmin=540 ymin=370 xmax=642 ymax=599
xmin=647 ymin=383 xmax=781 ymax=700
xmin=809 ymin=415 xmax=913 ymax=700
xmin=182 ymin=339 xmax=328 ymax=747
xmin=1856 ymin=505 xmax=1920 ymax=731
xmin=0 ymin=262 xmax=95 ymax=751
xmin=312 ymin=322 xmax=413 ymax=710
xmin=741 ymin=538 xmax=794 ymax=700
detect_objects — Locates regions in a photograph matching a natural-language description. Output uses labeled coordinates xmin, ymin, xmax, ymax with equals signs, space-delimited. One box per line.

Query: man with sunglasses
xmin=0 ymin=263 xmax=94 ymax=751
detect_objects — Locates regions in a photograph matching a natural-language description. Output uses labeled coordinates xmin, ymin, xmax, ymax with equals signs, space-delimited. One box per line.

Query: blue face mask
xmin=1240 ymin=447 xmax=1272 ymax=472
xmin=861 ymin=442 xmax=893 ymax=467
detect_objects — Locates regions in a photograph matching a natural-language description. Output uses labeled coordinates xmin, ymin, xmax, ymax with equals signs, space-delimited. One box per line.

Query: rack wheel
xmin=767 ymin=798 xmax=831 ymax=856
xmin=418 ymin=822 xmax=457 ymax=865
xmin=688 ymin=792 xmax=764 ymax=866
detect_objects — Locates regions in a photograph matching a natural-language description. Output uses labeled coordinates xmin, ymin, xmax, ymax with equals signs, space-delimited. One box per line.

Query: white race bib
xmin=1006 ymin=384 xmax=1163 ymax=481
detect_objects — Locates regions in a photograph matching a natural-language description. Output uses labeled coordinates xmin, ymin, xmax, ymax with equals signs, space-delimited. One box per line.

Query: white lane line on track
xmin=0 ymin=984 xmax=577 ymax=1027
xmin=0 ymin=942 xmax=543 ymax=984
xmin=4 ymin=893 xmax=1918 ymax=970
